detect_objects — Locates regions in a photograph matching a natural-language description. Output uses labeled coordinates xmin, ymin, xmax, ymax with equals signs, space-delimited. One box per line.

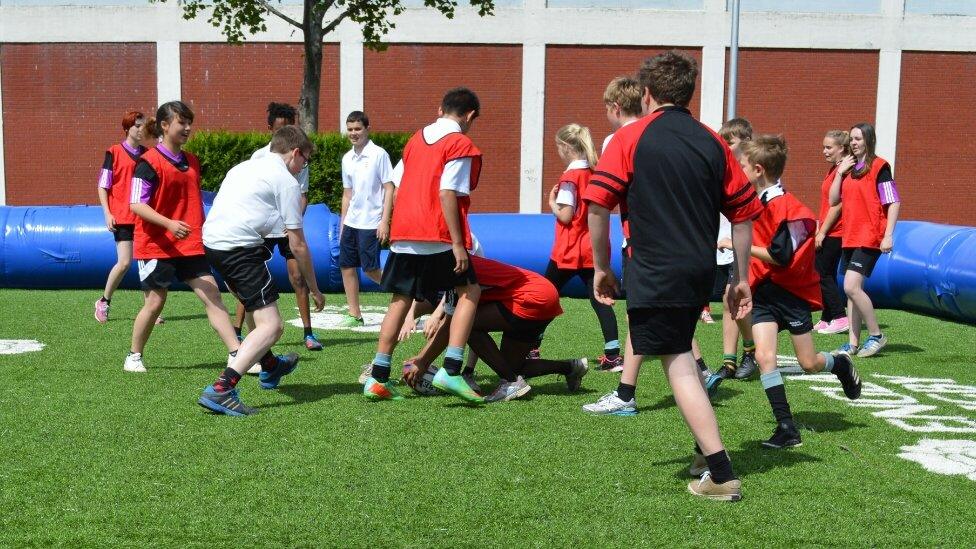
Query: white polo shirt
xmin=252 ymin=143 xmax=309 ymax=238
xmin=203 ymin=155 xmax=304 ymax=251
xmin=341 ymin=139 xmax=394 ymax=230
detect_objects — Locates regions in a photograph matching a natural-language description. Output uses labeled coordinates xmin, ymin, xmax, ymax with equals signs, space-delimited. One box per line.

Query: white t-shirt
xmin=390 ymin=118 xmax=474 ymax=255
xmin=341 ymin=139 xmax=394 ymax=230
xmin=555 ymin=159 xmax=589 ymax=208
xmin=252 ymin=143 xmax=309 ymax=237
xmin=203 ymin=155 xmax=303 ymax=251
xmin=717 ymin=213 xmax=734 ymax=266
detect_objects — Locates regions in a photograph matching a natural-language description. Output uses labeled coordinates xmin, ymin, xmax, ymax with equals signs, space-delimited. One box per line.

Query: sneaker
xmin=485 ymin=376 xmax=531 ymax=403
xmin=689 ymin=452 xmax=709 ymax=477
xmin=358 ymin=364 xmax=373 ymax=385
xmin=304 ymin=333 xmax=324 ymax=351
xmin=832 ymin=353 xmax=862 ymax=399
xmin=363 ymin=377 xmax=403 ymax=400
xmin=432 ymin=368 xmax=484 ymax=403
xmin=94 ymin=299 xmax=110 ymax=323
xmin=123 ymin=352 xmax=146 ymax=373
xmin=733 ymin=351 xmax=758 ymax=380
xmin=246 ymin=363 xmax=262 ymax=375
xmin=155 ymin=316 xmax=165 ymax=325
xmin=857 ymin=334 xmax=887 ymax=358
xmin=526 ymin=348 xmax=541 ymax=360
xmin=761 ymin=422 xmax=803 ymax=449
xmin=687 ymin=472 xmax=742 ymax=502
xmin=596 ymin=354 xmax=624 ymax=373
xmin=338 ymin=314 xmax=364 ymax=328
xmin=197 ymin=385 xmax=258 ymax=416
xmin=700 ymin=309 xmax=715 ymax=324
xmin=813 ymin=320 xmax=829 ymax=332
xmin=819 ymin=317 xmax=850 ymax=334
xmin=582 ymin=391 xmax=637 ymax=416
xmin=835 ymin=342 xmax=859 ymax=356
xmin=461 ymin=371 xmax=482 ymax=395
xmin=258 ymin=353 xmax=300 ymax=389
xmin=566 ymin=358 xmax=588 ymax=392
xmin=704 ymin=373 xmax=725 ymax=399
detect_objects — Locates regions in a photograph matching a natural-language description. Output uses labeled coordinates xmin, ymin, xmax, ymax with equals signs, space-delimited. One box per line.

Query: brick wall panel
xmin=364 ymin=44 xmax=522 ymax=213
xmin=1 ymin=43 xmax=156 ymax=205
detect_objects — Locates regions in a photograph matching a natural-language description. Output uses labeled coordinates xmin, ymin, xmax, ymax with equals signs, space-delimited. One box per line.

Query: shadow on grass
xmin=279 ymin=336 xmax=375 ymax=347
xmin=157 ymin=313 xmax=208 ymax=322
xmin=528 ymin=382 xmax=598 ymax=397
xmin=638 ymin=386 xmax=744 ymax=412
xmin=793 ymin=411 xmax=869 ymax=433
xmin=878 ymin=343 xmax=923 ymax=354
xmin=651 ymin=440 xmax=821 ymax=479
xmin=259 ymin=382 xmax=363 ymax=409
xmin=156 ymin=361 xmax=226 ymax=371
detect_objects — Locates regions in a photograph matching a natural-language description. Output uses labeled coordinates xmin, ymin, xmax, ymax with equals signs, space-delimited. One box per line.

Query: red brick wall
xmin=181 ymin=43 xmax=339 ymax=132
xmin=729 ymin=49 xmax=878 ymax=215
xmin=543 ymin=46 xmax=702 ymax=209
xmin=364 ymin=44 xmax=522 ymax=212
xmin=896 ymin=52 xmax=976 ymax=226
xmin=1 ymin=43 xmax=156 ymax=206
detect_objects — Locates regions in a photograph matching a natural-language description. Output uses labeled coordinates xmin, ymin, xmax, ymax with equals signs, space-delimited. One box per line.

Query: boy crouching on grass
xmin=198 ymin=126 xmax=325 ymax=416
xmin=709 ymin=135 xmax=862 ymax=449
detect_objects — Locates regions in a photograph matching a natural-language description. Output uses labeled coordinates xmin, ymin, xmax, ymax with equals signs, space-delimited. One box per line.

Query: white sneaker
xmin=582 ymin=391 xmax=637 ymax=416
xmin=485 ymin=376 xmax=531 ymax=403
xmin=123 ymin=353 xmax=147 ymax=373
xmin=358 ymin=363 xmax=373 ymax=385
xmin=246 ymin=363 xmax=262 ymax=375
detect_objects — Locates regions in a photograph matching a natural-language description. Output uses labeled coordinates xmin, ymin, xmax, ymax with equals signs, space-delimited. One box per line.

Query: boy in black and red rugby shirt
xmin=361 ymin=87 xmax=484 ymax=403
xmin=715 ymin=135 xmax=862 ymax=449
xmin=582 ymin=51 xmax=762 ymax=501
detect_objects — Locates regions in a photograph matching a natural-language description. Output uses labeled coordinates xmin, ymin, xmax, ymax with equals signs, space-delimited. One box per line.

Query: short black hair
xmin=440 ymin=87 xmax=480 ymax=117
xmin=346 ymin=110 xmax=370 ymax=128
xmin=267 ymin=102 xmax=297 ymax=128
xmin=155 ymin=101 xmax=194 ymax=134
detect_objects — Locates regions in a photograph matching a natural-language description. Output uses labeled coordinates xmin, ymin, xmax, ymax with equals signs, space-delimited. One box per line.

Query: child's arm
xmin=340 ymin=188 xmax=352 ymax=228
xmin=828 ymin=155 xmax=856 ymax=206
xmin=129 ymin=163 xmax=189 ymax=238
xmin=439 ymin=189 xmax=468 ymax=273
xmin=877 ymin=167 xmax=901 ymax=253
xmin=587 ymin=203 xmax=618 ymax=305
xmin=816 ymin=204 xmax=841 ymax=249
xmin=881 ymin=201 xmax=900 ymax=253
xmin=97 ymin=151 xmax=115 ymax=231
xmin=750 ymin=245 xmax=778 ymax=266
xmin=548 ymin=183 xmax=576 ymax=224
xmin=378 ymin=182 xmax=395 ymax=243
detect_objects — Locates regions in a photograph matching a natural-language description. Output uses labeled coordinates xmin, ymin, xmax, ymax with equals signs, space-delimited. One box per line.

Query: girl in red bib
xmin=813 ymin=130 xmax=851 ymax=335
xmin=94 ymin=111 xmax=147 ymax=323
xmin=540 ymin=124 xmax=620 ymax=368
xmin=828 ymin=122 xmax=902 ymax=358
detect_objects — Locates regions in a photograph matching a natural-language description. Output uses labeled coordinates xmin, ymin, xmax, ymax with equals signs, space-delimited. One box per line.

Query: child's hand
xmin=548 ymin=184 xmax=560 ymax=207
xmin=168 ymin=219 xmax=191 ymax=239
xmin=104 ymin=212 xmax=116 ymax=231
xmin=452 ymin=243 xmax=469 ymax=273
xmin=398 ymin=316 xmax=416 ymax=342
xmin=880 ymin=235 xmax=894 ymax=253
xmin=593 ymin=268 xmax=619 ymax=306
xmin=717 ymin=238 xmax=733 ymax=251
xmin=837 ymin=154 xmax=856 ymax=174
xmin=815 ymin=232 xmax=825 ymax=250
xmin=726 ymin=279 xmax=753 ymax=320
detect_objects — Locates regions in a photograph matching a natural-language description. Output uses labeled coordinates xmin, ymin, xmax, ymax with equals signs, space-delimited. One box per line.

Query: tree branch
xmin=322 ymin=7 xmax=352 ymax=34
xmin=260 ymin=0 xmax=302 ymax=29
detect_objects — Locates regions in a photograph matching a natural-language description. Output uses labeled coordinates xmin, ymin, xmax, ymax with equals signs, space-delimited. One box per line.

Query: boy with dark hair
xmin=718 ymin=117 xmax=753 ymax=149
xmin=200 ymin=126 xmax=325 ymax=415
xmin=239 ymin=101 xmax=323 ymax=353
xmin=362 ymin=87 xmax=485 ymax=403
xmin=339 ymin=110 xmax=395 ymax=327
xmin=583 ymin=50 xmax=763 ymax=501
xmin=710 ymin=135 xmax=862 ymax=448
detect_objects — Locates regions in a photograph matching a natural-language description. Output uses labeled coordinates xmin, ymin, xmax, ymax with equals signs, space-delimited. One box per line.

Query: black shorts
xmin=114 ymin=224 xmax=135 ymax=243
xmin=710 ymin=264 xmax=732 ymax=302
xmin=137 ymin=256 xmax=212 ymax=291
xmin=338 ymin=226 xmax=381 ymax=271
xmin=381 ymin=249 xmax=477 ymax=304
xmin=495 ymin=302 xmax=553 ymax=343
xmin=627 ymin=306 xmax=699 ymax=356
xmin=841 ymin=247 xmax=881 ymax=277
xmin=751 ymin=281 xmax=814 ymax=335
xmin=263 ymin=237 xmax=294 ymax=260
xmin=204 ymin=245 xmax=279 ymax=312
xmin=619 ymin=246 xmax=629 ymax=300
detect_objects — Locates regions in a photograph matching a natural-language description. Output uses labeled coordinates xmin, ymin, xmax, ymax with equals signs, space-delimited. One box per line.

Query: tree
xmin=158 ymin=0 xmax=495 ymax=132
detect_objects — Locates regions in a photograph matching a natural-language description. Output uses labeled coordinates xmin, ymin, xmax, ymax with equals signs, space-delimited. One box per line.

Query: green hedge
xmin=185 ymin=130 xmax=411 ymax=212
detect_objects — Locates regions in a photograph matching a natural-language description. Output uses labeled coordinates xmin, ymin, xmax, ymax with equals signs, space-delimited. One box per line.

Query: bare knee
xmin=843 ymin=277 xmax=863 ymax=297
xmin=144 ymin=293 xmax=166 ymax=315
xmin=755 ymin=347 xmax=777 ymax=371
xmin=798 ymin=353 xmax=822 ymax=373
xmin=118 ymin=258 xmax=132 ymax=272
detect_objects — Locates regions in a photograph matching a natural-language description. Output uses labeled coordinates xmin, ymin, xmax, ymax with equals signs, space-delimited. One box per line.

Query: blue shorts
xmin=338 ymin=226 xmax=381 ymax=271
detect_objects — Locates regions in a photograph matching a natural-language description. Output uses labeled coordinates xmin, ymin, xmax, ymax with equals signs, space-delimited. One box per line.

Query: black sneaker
xmin=761 ymin=422 xmax=802 ymax=449
xmin=832 ymin=353 xmax=862 ymax=400
xmin=734 ymin=351 xmax=758 ymax=380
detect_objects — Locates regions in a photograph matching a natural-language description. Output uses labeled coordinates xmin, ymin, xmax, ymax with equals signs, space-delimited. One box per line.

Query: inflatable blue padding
xmin=1 ymin=202 xmax=974 ymax=324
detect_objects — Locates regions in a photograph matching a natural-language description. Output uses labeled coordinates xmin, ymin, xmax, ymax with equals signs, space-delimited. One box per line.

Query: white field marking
xmin=874 ymin=374 xmax=976 ymax=412
xmin=287 ymin=305 xmax=389 ymax=333
xmin=0 ymin=340 xmax=45 ymax=355
xmin=898 ymin=439 xmax=976 ymax=482
xmin=777 ymin=355 xmax=803 ymax=375
xmin=793 ymin=375 xmax=976 ymax=433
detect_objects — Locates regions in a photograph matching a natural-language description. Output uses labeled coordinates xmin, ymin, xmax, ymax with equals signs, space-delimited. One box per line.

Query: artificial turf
xmin=1 ymin=289 xmax=975 ymax=547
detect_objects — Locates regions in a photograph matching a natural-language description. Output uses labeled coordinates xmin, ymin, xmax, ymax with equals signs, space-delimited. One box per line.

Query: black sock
xmin=616 ymin=382 xmax=636 ymax=402
xmin=443 ymin=357 xmax=463 ymax=376
xmin=764 ymin=384 xmax=794 ymax=425
xmin=605 ymin=346 xmax=620 ymax=359
xmin=233 ymin=326 xmax=242 ymax=338
xmin=213 ymin=367 xmax=241 ymax=392
xmin=259 ymin=351 xmax=278 ymax=372
xmin=304 ymin=326 xmax=313 ymax=337
xmin=100 ymin=296 xmax=110 ymax=304
xmin=372 ymin=365 xmax=391 ymax=383
xmin=704 ymin=450 xmax=736 ymax=483
xmin=461 ymin=365 xmax=475 ymax=377
xmin=696 ymin=357 xmax=708 ymax=373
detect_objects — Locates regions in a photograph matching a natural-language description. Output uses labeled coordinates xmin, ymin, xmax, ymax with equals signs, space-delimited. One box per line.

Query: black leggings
xmin=815 ymin=235 xmax=847 ymax=322
xmin=543 ymin=260 xmax=619 ymax=345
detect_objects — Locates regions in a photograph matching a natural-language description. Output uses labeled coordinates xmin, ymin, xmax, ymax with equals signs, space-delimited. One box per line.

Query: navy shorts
xmin=338 ymin=226 xmax=381 ymax=271
xmin=137 ymin=256 xmax=212 ymax=291
xmin=114 ymin=224 xmax=135 ymax=243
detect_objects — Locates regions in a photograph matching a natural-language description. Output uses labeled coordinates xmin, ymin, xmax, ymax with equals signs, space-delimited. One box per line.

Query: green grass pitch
xmin=1 ymin=289 xmax=975 ymax=547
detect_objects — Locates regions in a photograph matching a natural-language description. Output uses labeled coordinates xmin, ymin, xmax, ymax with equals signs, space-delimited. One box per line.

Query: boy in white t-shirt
xmin=338 ymin=111 xmax=395 ymax=327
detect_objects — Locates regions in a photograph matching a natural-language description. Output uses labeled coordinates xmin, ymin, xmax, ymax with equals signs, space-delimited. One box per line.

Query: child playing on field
xmin=814 ymin=130 xmax=851 ymax=335
xmin=539 ymin=123 xmax=620 ymax=369
xmin=711 ymin=135 xmax=862 ymax=449
xmin=361 ymin=87 xmax=484 ymax=403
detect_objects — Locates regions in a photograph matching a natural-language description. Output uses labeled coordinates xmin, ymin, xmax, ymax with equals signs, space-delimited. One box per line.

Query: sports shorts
xmin=138 ymin=255 xmax=212 ymax=291
xmin=841 ymin=247 xmax=881 ymax=278
xmin=627 ymin=306 xmax=699 ymax=356
xmin=751 ymin=281 xmax=814 ymax=335
xmin=381 ymin=249 xmax=477 ymax=305
xmin=204 ymin=245 xmax=278 ymax=312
